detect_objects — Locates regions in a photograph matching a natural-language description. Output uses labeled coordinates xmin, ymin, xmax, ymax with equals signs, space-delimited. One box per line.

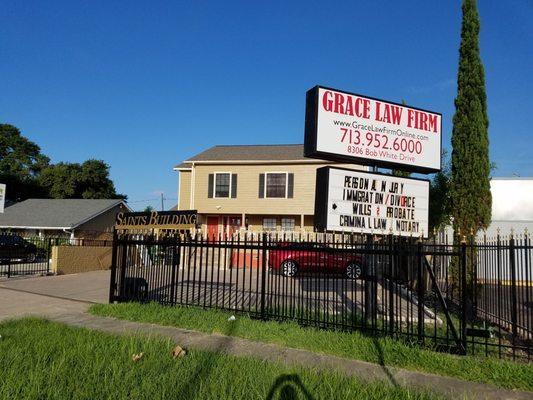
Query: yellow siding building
xmin=175 ymin=144 xmax=366 ymax=235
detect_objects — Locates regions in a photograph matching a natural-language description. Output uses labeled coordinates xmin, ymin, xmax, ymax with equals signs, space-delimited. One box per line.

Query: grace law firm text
xmin=339 ymin=176 xmax=421 ymax=234
xmin=321 ymin=89 xmax=439 ymax=164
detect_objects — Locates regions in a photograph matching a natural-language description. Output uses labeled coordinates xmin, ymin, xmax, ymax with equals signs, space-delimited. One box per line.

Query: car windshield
xmin=0 ymin=235 xmax=25 ymax=245
xmin=0 ymin=235 xmax=14 ymax=244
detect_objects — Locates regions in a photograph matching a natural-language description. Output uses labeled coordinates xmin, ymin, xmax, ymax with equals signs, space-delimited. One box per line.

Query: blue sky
xmin=1 ymin=1 xmax=532 ymax=210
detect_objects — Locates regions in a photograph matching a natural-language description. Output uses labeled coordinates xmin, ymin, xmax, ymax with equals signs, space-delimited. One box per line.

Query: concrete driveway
xmin=0 ymin=270 xmax=110 ymax=304
xmin=0 ymin=288 xmax=90 ymax=321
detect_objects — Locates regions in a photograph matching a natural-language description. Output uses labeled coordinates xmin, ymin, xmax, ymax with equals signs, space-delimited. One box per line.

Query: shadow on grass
xmin=170 ymin=317 xmax=317 ymax=399
xmin=266 ymin=374 xmax=314 ymax=400
xmin=172 ymin=317 xmax=240 ymax=399
xmin=334 ymin=282 xmax=398 ymax=387
xmin=371 ymin=335 xmax=399 ymax=387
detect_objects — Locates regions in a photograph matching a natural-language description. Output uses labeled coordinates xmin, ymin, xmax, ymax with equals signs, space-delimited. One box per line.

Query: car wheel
xmin=281 ymin=260 xmax=298 ymax=277
xmin=346 ymin=262 xmax=362 ymax=279
xmin=26 ymin=253 xmax=37 ymax=262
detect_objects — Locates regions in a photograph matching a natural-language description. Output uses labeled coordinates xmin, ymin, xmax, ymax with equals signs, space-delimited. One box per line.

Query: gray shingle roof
xmin=0 ymin=199 xmax=126 ymax=229
xmin=174 ymin=163 xmax=192 ymax=169
xmin=175 ymin=144 xmax=327 ymax=168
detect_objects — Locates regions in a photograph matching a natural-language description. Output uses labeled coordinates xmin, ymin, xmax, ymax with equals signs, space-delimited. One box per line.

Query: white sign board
xmin=0 ymin=184 xmax=5 ymax=213
xmin=305 ymin=86 xmax=442 ymax=173
xmin=315 ymin=167 xmax=429 ymax=237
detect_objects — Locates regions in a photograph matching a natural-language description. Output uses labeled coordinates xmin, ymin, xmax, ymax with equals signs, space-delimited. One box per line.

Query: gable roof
xmin=174 ymin=144 xmax=328 ymax=169
xmin=0 ymin=199 xmax=128 ymax=230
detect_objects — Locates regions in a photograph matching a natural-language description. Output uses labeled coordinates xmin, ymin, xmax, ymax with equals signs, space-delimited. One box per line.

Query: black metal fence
xmin=472 ymin=234 xmax=532 ymax=359
xmin=109 ymin=232 xmax=532 ymax=361
xmin=0 ymin=233 xmax=112 ymax=278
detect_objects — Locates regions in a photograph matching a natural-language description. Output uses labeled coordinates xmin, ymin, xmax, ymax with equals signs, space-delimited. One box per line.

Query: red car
xmin=268 ymin=242 xmax=365 ymax=279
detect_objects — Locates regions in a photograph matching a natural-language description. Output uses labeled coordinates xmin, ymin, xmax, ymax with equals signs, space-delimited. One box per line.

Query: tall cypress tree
xmin=450 ymin=0 xmax=491 ymax=238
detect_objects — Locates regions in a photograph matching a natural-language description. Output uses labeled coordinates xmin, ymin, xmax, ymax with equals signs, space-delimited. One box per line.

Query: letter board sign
xmin=304 ymin=86 xmax=442 ymax=173
xmin=314 ymin=167 xmax=429 ymax=237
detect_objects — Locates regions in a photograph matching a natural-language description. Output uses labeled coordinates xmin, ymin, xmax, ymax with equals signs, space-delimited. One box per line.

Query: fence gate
xmin=0 ymin=235 xmax=53 ymax=278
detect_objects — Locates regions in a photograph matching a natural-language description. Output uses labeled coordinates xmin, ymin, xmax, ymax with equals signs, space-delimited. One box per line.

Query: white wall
xmin=441 ymin=178 xmax=533 ymax=239
xmin=484 ymin=178 xmax=533 ymax=238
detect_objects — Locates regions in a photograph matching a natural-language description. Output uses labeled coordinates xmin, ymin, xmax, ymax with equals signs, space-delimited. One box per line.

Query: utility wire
xmin=126 ymin=197 xmax=178 ymax=204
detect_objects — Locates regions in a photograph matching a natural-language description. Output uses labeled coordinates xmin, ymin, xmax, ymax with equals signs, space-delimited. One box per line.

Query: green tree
xmin=390 ymin=169 xmax=411 ymax=178
xmin=38 ymin=159 xmax=125 ymax=199
xmin=78 ymin=159 xmax=124 ymax=199
xmin=450 ymin=0 xmax=492 ymax=238
xmin=0 ymin=123 xmax=125 ymax=201
xmin=0 ymin=124 xmax=50 ymax=200
xmin=38 ymin=162 xmax=80 ymax=198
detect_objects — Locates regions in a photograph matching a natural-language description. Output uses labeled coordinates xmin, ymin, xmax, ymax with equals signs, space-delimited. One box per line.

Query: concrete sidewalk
xmin=0 ymin=288 xmax=531 ymax=400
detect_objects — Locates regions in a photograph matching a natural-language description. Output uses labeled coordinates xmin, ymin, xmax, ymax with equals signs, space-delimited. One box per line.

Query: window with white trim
xmin=214 ymin=173 xmax=230 ymax=198
xmin=266 ymin=172 xmax=287 ymax=198
xmin=258 ymin=173 xmax=293 ymax=199
xmin=262 ymin=218 xmax=277 ymax=231
xmin=281 ymin=218 xmax=295 ymax=231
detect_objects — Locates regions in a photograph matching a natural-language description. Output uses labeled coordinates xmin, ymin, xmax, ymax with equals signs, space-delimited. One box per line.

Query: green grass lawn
xmin=0 ymin=318 xmax=441 ymax=400
xmin=89 ymin=302 xmax=533 ymax=392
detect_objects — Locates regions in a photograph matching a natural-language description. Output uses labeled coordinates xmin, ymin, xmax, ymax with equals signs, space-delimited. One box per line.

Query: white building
xmin=484 ymin=177 xmax=533 ymax=238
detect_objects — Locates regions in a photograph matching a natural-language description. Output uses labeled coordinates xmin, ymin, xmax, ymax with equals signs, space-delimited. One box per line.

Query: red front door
xmin=207 ymin=217 xmax=219 ymax=240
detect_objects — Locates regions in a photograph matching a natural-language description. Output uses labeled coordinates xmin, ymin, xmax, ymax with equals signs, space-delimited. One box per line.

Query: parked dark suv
xmin=0 ymin=234 xmax=39 ymax=263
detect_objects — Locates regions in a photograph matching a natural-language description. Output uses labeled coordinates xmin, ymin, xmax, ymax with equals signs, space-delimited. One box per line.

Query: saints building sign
xmin=115 ymin=210 xmax=197 ymax=231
